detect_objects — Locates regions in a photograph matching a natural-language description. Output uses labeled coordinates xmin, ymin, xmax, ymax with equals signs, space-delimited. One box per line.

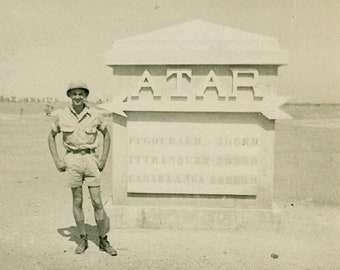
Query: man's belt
xmin=66 ymin=149 xmax=95 ymax=155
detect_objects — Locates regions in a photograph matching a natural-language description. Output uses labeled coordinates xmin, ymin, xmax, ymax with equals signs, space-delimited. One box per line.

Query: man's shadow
xmin=57 ymin=224 xmax=99 ymax=247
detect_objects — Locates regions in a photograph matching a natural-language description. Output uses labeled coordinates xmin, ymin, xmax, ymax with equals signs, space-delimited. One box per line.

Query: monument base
xmin=105 ymin=202 xmax=281 ymax=230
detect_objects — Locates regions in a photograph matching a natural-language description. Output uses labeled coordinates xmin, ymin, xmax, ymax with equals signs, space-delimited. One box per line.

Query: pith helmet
xmin=66 ymin=81 xmax=90 ymax=97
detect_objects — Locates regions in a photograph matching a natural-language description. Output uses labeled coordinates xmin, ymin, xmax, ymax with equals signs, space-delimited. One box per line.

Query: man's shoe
xmin=99 ymin=235 xmax=117 ymax=256
xmin=75 ymin=234 xmax=88 ymax=254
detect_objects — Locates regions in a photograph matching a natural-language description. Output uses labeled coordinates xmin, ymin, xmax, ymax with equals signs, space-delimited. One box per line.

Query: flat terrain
xmin=0 ymin=104 xmax=339 ymax=269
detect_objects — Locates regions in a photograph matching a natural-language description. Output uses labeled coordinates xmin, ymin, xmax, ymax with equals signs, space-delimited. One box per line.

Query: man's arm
xmin=48 ymin=130 xmax=66 ymax=172
xmin=97 ymin=127 xmax=111 ymax=172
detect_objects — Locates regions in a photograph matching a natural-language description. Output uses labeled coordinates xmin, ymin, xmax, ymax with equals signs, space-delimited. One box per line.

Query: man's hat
xmin=66 ymin=81 xmax=90 ymax=97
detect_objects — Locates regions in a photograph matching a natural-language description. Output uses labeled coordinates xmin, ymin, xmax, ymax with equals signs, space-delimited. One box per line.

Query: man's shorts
xmin=63 ymin=152 xmax=101 ymax=188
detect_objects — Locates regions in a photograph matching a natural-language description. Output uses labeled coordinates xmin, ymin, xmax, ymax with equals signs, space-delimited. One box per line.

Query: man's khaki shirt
xmin=51 ymin=105 xmax=106 ymax=151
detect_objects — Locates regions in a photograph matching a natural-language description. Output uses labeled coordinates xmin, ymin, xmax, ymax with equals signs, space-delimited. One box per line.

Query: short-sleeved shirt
xmin=51 ymin=105 xmax=106 ymax=151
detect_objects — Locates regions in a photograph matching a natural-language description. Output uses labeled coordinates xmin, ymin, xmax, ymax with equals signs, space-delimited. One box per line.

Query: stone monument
xmin=102 ymin=20 xmax=290 ymax=229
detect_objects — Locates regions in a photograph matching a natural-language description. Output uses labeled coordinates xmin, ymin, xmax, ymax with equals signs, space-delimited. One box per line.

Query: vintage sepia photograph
xmin=0 ymin=0 xmax=339 ymax=269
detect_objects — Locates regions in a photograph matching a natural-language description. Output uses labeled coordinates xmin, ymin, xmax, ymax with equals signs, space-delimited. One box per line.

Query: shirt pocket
xmin=84 ymin=126 xmax=98 ymax=144
xmin=60 ymin=124 xmax=75 ymax=133
xmin=85 ymin=127 xmax=97 ymax=134
xmin=60 ymin=125 xmax=75 ymax=142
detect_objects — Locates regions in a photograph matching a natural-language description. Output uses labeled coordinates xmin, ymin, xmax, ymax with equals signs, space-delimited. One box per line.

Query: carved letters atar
xmin=131 ymin=68 xmax=260 ymax=100
xmin=230 ymin=68 xmax=262 ymax=98
xmin=167 ymin=68 xmax=192 ymax=98
xmin=131 ymin=69 xmax=161 ymax=99
xmin=197 ymin=70 xmax=225 ymax=98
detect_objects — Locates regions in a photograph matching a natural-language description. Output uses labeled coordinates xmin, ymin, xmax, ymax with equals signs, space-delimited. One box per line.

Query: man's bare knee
xmin=91 ymin=198 xmax=103 ymax=211
xmin=73 ymin=197 xmax=83 ymax=208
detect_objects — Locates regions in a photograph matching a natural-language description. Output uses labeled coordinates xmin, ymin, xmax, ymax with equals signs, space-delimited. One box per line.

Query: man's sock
xmin=96 ymin=219 xmax=106 ymax=238
xmin=76 ymin=220 xmax=86 ymax=236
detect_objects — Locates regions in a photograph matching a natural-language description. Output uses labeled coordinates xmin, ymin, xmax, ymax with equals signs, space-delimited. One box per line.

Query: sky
xmin=0 ymin=0 xmax=339 ymax=103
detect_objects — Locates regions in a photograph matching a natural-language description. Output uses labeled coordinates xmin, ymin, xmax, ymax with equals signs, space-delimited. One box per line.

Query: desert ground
xmin=0 ymin=103 xmax=339 ymax=269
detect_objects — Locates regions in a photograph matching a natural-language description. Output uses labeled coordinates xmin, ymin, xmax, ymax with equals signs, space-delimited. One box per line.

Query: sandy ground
xmin=0 ymin=105 xmax=339 ymax=269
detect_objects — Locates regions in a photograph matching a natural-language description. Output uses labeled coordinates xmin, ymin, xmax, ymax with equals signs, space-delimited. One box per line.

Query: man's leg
xmin=87 ymin=186 xmax=103 ymax=218
xmin=71 ymin=187 xmax=88 ymax=254
xmin=71 ymin=187 xmax=85 ymax=234
xmin=88 ymin=186 xmax=117 ymax=256
xmin=88 ymin=186 xmax=106 ymax=235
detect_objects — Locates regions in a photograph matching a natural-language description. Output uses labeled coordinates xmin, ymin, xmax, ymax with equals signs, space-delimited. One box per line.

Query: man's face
xmin=69 ymin=89 xmax=87 ymax=106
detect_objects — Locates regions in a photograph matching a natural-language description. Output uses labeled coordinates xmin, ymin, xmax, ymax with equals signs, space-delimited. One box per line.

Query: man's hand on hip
xmin=97 ymin=160 xmax=106 ymax=172
xmin=55 ymin=159 xmax=67 ymax=172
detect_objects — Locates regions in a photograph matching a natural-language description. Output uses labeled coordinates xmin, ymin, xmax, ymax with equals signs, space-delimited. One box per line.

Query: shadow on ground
xmin=57 ymin=224 xmax=99 ymax=246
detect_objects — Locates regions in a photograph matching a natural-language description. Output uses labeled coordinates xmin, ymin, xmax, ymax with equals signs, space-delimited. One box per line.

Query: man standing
xmin=48 ymin=81 xmax=117 ymax=256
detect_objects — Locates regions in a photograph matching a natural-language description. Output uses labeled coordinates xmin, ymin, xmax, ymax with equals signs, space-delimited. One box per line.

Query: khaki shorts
xmin=63 ymin=152 xmax=101 ymax=188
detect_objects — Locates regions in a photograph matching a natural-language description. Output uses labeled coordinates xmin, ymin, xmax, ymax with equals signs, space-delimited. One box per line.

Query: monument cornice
xmin=105 ymin=20 xmax=288 ymax=66
xmin=105 ymin=50 xmax=288 ymax=66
